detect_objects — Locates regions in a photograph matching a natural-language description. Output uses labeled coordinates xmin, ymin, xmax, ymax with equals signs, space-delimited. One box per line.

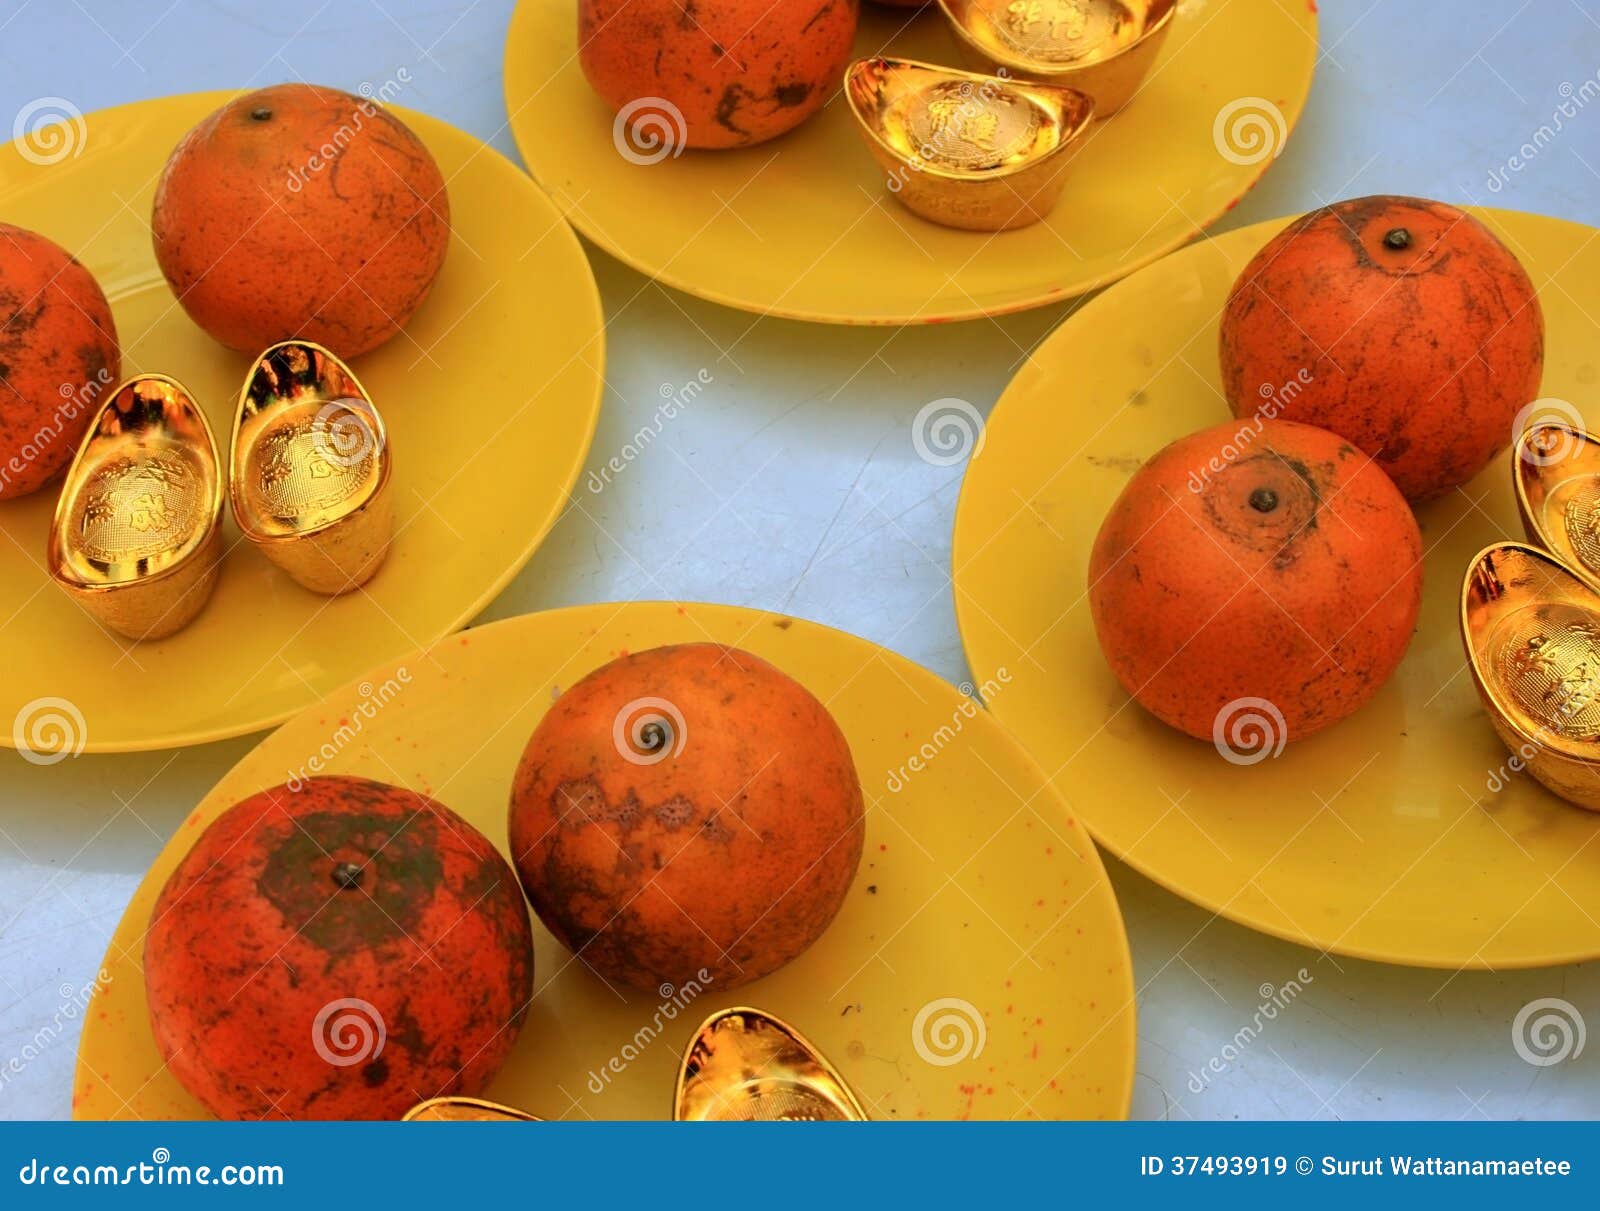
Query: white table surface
xmin=2 ymin=0 xmax=1599 ymax=1122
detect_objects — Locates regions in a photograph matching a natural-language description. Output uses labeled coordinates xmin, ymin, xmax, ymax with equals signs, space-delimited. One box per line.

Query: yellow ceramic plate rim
xmin=74 ymin=600 xmax=1136 ymax=1120
xmin=502 ymin=0 xmax=1317 ymax=325
xmin=0 ymin=91 xmax=605 ymax=754
xmin=953 ymin=206 xmax=1600 ymax=971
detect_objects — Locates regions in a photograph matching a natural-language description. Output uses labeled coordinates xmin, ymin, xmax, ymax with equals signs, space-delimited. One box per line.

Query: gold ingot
xmin=1513 ymin=421 xmax=1600 ymax=590
xmin=1461 ymin=541 xmax=1600 ymax=813
xmin=403 ymin=1096 xmax=540 ymax=1122
xmin=48 ymin=375 xmax=223 ymax=641
xmin=937 ymin=0 xmax=1176 ymax=114
xmin=845 ymin=56 xmax=1093 ymax=232
xmin=231 ymin=340 xmax=392 ymax=595
xmin=674 ymin=1007 xmax=867 ymax=1121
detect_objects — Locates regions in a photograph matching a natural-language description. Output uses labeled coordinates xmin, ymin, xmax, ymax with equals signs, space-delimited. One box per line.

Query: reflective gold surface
xmin=675 ymin=1007 xmax=867 ymax=1121
xmin=846 ymin=56 xmax=1093 ymax=231
xmin=1461 ymin=541 xmax=1600 ymax=813
xmin=47 ymin=375 xmax=223 ymax=641
xmin=403 ymin=1096 xmax=540 ymax=1122
xmin=1514 ymin=421 xmax=1600 ymax=590
xmin=231 ymin=340 xmax=392 ymax=595
xmin=937 ymin=0 xmax=1176 ymax=113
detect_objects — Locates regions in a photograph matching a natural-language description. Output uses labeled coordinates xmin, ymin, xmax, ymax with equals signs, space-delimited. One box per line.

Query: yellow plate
xmin=74 ymin=602 xmax=1134 ymax=1120
xmin=954 ymin=208 xmax=1600 ymax=970
xmin=503 ymin=0 xmax=1317 ymax=324
xmin=0 ymin=93 xmax=603 ymax=753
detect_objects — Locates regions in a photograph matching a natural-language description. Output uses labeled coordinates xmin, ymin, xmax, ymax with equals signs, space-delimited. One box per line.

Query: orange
xmin=145 ymin=776 xmax=533 ymax=1120
xmin=508 ymin=643 xmax=864 ymax=991
xmin=1220 ymin=195 xmax=1543 ymax=501
xmin=0 ymin=223 xmax=120 ymax=499
xmin=151 ymin=84 xmax=449 ymax=359
xmin=577 ymin=0 xmax=860 ymax=149
xmin=1089 ymin=418 xmax=1423 ymax=744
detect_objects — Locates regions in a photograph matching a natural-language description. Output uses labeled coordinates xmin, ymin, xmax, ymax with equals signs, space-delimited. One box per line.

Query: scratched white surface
xmin=1 ymin=0 xmax=1599 ymax=1121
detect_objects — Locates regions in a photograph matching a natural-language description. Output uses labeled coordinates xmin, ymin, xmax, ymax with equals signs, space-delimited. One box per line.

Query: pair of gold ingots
xmin=406 ymin=1007 xmax=868 ymax=1123
xmin=846 ymin=0 xmax=1176 ymax=232
xmin=1464 ymin=422 xmax=1600 ymax=812
xmin=47 ymin=341 xmax=392 ymax=641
